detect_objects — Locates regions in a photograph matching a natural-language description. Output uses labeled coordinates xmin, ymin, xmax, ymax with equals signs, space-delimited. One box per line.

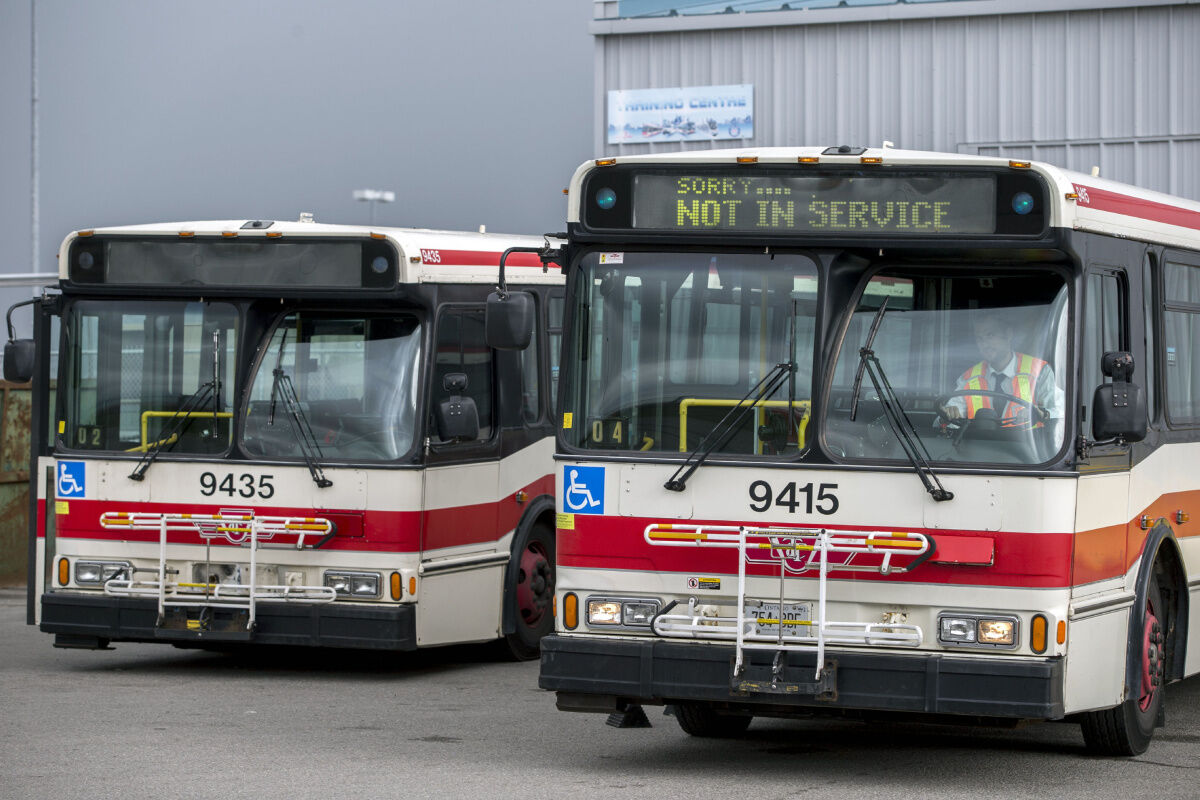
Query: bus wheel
xmin=674 ymin=703 xmax=753 ymax=738
xmin=500 ymin=521 xmax=555 ymax=661
xmin=1081 ymin=575 xmax=1166 ymax=756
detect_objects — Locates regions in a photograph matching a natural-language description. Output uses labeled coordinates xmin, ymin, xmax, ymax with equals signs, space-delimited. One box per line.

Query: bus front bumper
xmin=40 ymin=592 xmax=417 ymax=650
xmin=540 ymin=635 xmax=1064 ymax=720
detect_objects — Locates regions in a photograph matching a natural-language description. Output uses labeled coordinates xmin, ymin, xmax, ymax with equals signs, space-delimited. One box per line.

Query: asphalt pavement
xmin=2 ymin=588 xmax=1197 ymax=800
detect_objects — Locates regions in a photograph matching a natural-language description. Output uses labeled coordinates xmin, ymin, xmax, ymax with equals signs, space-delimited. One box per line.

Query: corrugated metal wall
xmin=597 ymin=4 xmax=1200 ymax=200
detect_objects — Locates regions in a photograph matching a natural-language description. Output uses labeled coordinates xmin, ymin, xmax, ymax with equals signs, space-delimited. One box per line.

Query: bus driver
xmin=942 ymin=310 xmax=1064 ymax=429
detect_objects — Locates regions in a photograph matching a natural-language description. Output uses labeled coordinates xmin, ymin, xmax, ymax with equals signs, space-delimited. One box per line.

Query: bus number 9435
xmin=748 ymin=480 xmax=838 ymax=515
xmin=199 ymin=472 xmax=275 ymax=499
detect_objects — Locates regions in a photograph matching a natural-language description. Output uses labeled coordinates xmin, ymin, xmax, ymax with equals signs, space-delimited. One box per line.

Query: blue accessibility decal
xmin=57 ymin=461 xmax=86 ymax=498
xmin=563 ymin=465 xmax=605 ymax=515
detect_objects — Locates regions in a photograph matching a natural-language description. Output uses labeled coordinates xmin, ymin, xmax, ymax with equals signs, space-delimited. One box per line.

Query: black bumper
xmin=540 ymin=635 xmax=1064 ymax=720
xmin=40 ymin=592 xmax=418 ymax=650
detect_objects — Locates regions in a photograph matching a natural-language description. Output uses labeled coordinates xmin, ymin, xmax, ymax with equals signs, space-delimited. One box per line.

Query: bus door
xmin=418 ymin=305 xmax=503 ymax=644
xmin=1075 ymin=265 xmax=1132 ymax=614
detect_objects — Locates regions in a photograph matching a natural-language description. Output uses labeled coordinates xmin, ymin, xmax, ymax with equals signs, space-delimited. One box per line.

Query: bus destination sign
xmin=630 ymin=172 xmax=998 ymax=235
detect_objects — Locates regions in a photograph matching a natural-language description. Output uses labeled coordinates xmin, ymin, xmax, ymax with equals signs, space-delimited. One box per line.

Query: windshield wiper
xmin=129 ymin=329 xmax=222 ymax=482
xmin=851 ymin=300 xmax=953 ymax=502
xmin=267 ymin=329 xmax=332 ymax=489
xmin=129 ymin=380 xmax=216 ymax=481
xmin=664 ymin=360 xmax=795 ymax=492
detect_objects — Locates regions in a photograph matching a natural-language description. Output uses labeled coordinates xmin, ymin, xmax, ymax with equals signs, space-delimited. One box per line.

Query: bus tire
xmin=499 ymin=521 xmax=555 ymax=661
xmin=1080 ymin=575 xmax=1166 ymax=756
xmin=674 ymin=703 xmax=753 ymax=738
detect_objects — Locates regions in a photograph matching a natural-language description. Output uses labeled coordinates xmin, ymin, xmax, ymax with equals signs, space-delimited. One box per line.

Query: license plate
xmin=750 ymin=602 xmax=812 ymax=636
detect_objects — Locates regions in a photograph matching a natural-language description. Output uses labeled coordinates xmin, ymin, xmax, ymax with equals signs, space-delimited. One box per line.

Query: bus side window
xmin=1163 ymin=257 xmax=1200 ymax=426
xmin=432 ymin=308 xmax=493 ymax=443
xmin=547 ymin=291 xmax=564 ymax=413
xmin=1083 ymin=270 xmax=1127 ymax=423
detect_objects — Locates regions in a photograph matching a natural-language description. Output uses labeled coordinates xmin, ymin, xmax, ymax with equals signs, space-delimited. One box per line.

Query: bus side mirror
xmin=485 ymin=291 xmax=534 ymax=351
xmin=433 ymin=372 xmax=480 ymax=442
xmin=1091 ymin=351 xmax=1147 ymax=443
xmin=3 ymin=339 xmax=35 ymax=383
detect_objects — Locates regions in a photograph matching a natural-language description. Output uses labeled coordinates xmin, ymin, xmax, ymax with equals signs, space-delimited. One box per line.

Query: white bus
xmin=7 ymin=218 xmax=563 ymax=659
xmin=530 ymin=146 xmax=1199 ymax=754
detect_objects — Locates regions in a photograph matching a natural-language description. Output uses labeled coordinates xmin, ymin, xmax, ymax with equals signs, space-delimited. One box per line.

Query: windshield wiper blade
xmin=855 ymin=321 xmax=954 ymax=503
xmin=267 ymin=363 xmax=332 ymax=490
xmin=664 ymin=361 xmax=795 ymax=492
xmin=128 ymin=380 xmax=216 ymax=481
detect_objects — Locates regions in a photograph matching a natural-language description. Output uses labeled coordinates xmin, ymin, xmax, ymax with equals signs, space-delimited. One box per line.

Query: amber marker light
xmin=595 ymin=158 xmax=617 ymax=167
xmin=178 ymin=231 xmax=195 ymax=238
xmin=390 ymin=572 xmax=402 ymax=601
xmin=860 ymin=156 xmax=883 ymax=165
xmin=1030 ymin=614 xmax=1048 ymax=654
xmin=736 ymin=156 xmax=758 ymax=164
xmin=77 ymin=230 xmax=95 ymax=237
xmin=222 ymin=231 xmax=238 ymax=238
xmin=1009 ymin=160 xmax=1032 ymax=169
xmin=408 ymin=576 xmax=417 ymax=596
xmin=265 ymin=231 xmax=283 ymax=238
xmin=1057 ymin=620 xmax=1067 ymax=645
xmin=1065 ymin=192 xmax=1080 ymax=201
xmin=563 ymin=592 xmax=579 ymax=630
xmin=797 ymin=156 xmax=820 ymax=164
xmin=369 ymin=232 xmax=386 ymax=240
xmin=58 ymin=557 xmax=69 ymax=586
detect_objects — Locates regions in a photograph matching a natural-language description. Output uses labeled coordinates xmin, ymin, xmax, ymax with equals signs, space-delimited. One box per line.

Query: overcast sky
xmin=0 ymin=0 xmax=594 ymax=315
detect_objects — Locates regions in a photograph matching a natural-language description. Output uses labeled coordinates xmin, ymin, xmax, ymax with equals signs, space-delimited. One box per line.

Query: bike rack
xmin=644 ymin=523 xmax=933 ymax=687
xmin=99 ymin=511 xmax=338 ymax=635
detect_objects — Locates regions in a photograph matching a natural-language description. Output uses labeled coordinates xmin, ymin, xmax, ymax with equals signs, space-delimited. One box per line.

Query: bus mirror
xmin=3 ymin=339 xmax=35 ymax=383
xmin=1092 ymin=351 xmax=1147 ymax=442
xmin=434 ymin=372 xmax=480 ymax=441
xmin=485 ymin=291 xmax=534 ymax=351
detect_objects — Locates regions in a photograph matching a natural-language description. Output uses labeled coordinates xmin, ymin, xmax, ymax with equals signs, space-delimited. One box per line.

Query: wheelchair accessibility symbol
xmin=57 ymin=461 xmax=86 ymax=498
xmin=563 ymin=466 xmax=604 ymax=515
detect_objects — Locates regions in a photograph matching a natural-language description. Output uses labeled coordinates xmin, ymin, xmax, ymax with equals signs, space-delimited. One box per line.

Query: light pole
xmin=352 ymin=188 xmax=395 ymax=225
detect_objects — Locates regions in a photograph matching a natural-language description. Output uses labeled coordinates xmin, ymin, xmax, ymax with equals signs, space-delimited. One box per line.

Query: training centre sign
xmin=607 ymin=84 xmax=754 ymax=144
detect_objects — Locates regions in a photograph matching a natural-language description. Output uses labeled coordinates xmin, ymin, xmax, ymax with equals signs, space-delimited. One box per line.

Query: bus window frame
xmin=235 ymin=304 xmax=427 ymax=466
xmin=818 ymin=260 xmax=1076 ymax=471
xmin=1161 ymin=248 xmax=1200 ymax=430
xmin=54 ymin=297 xmax=242 ymax=458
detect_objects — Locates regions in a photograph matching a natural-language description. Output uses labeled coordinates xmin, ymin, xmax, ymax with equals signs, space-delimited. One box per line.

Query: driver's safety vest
xmin=959 ymin=354 xmax=1048 ymax=425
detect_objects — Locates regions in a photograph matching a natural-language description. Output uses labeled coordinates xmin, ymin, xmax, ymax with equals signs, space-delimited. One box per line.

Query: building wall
xmin=595 ymin=3 xmax=1200 ymax=200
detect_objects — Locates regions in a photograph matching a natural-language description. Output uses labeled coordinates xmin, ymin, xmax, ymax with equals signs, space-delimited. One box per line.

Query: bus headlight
xmin=74 ymin=560 xmax=131 ymax=585
xmin=586 ymin=597 xmax=660 ymax=628
xmin=938 ymin=613 xmax=1018 ymax=648
xmin=323 ymin=571 xmax=380 ymax=599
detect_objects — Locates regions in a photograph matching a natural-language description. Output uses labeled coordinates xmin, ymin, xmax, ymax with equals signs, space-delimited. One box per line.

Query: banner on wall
xmin=606 ymin=84 xmax=754 ymax=144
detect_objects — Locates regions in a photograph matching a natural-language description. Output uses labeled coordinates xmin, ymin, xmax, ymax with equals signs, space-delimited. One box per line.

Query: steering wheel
xmin=934 ymin=389 xmax=1037 ymax=444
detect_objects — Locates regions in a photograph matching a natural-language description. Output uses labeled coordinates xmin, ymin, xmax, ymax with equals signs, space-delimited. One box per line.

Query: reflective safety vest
xmin=959 ymin=354 xmax=1048 ymax=424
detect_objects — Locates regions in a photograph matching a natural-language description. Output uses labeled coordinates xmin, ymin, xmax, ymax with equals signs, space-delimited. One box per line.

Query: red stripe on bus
xmin=1073 ymin=184 xmax=1200 ymax=232
xmin=421 ymin=249 xmax=544 ymax=267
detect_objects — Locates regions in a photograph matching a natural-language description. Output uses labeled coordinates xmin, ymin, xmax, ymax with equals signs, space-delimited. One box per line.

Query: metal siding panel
xmin=598 ymin=5 xmax=1198 ymax=202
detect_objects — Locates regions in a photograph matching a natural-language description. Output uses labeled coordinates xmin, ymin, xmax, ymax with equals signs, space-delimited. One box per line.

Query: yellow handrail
xmin=137 ymin=410 xmax=233 ymax=449
xmin=678 ymin=398 xmax=811 ymax=453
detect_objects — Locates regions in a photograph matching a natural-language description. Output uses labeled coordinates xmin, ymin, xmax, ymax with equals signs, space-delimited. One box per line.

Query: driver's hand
xmin=942 ymin=405 xmax=962 ymax=420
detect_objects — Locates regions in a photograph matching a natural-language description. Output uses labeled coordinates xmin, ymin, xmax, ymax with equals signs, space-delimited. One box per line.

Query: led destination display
xmin=630 ymin=173 xmax=998 ymax=235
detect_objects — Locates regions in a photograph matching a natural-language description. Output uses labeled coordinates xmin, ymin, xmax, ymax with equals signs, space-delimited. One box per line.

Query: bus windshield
xmin=825 ymin=267 xmax=1069 ymax=466
xmin=60 ymin=300 xmax=238 ymax=454
xmin=242 ymin=311 xmax=422 ymax=462
xmin=563 ymin=251 xmax=818 ymax=456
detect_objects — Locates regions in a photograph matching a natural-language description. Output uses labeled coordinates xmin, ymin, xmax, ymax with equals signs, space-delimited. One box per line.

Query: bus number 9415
xmin=200 ymin=472 xmax=275 ymax=499
xmin=748 ymin=480 xmax=838 ymax=515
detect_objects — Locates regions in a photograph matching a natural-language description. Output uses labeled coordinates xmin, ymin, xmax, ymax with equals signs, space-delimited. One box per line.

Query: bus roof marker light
xmin=77 ymin=230 xmax=94 ymax=237
xmin=369 ymin=232 xmax=385 ymax=240
xmin=860 ymin=156 xmax=883 ymax=165
xmin=265 ymin=231 xmax=283 ymax=239
xmin=797 ymin=156 xmax=820 ymax=164
xmin=222 ymin=231 xmax=237 ymax=238
xmin=178 ymin=231 xmax=195 ymax=238
xmin=595 ymin=158 xmax=617 ymax=167
xmin=1009 ymin=160 xmax=1032 ymax=169
xmin=736 ymin=156 xmax=758 ymax=164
